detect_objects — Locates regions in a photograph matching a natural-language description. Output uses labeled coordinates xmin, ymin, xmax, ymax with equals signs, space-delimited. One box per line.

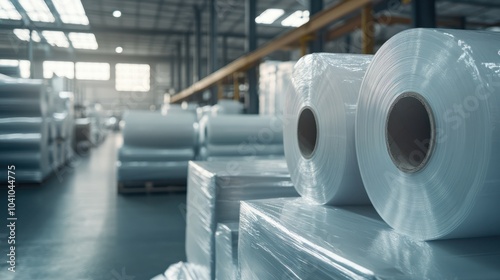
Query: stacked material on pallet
xmin=87 ymin=104 xmax=107 ymax=146
xmin=215 ymin=223 xmax=239 ymax=280
xmin=117 ymin=110 xmax=197 ymax=188
xmin=198 ymin=115 xmax=284 ymax=160
xmin=259 ymin=61 xmax=294 ymax=116
xmin=238 ymin=198 xmax=500 ymax=279
xmin=50 ymin=77 xmax=75 ymax=168
xmin=0 ymin=76 xmax=53 ymax=183
xmin=185 ymin=160 xmax=298 ymax=279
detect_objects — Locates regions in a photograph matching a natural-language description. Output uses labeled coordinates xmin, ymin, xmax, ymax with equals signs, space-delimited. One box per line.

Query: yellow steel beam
xmin=361 ymin=3 xmax=374 ymax=54
xmin=171 ymin=0 xmax=372 ymax=103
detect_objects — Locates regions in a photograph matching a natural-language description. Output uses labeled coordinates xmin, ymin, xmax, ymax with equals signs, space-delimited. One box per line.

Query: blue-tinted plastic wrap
xmin=185 ymin=160 xmax=298 ymax=279
xmin=239 ymin=198 xmax=500 ymax=279
xmin=215 ymin=223 xmax=239 ymax=280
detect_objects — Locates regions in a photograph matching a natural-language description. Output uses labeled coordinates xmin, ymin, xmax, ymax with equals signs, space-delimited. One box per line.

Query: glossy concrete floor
xmin=0 ymin=133 xmax=187 ymax=280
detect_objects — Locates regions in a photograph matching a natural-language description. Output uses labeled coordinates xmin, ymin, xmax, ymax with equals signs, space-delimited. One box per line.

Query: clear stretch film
xmin=356 ymin=28 xmax=500 ymax=240
xmin=284 ymin=53 xmax=372 ymax=205
xmin=238 ymin=198 xmax=500 ymax=280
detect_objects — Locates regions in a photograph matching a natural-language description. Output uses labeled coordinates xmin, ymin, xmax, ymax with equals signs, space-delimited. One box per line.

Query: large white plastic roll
xmin=356 ymin=28 xmax=500 ymax=240
xmin=284 ymin=53 xmax=372 ymax=205
xmin=122 ymin=111 xmax=197 ymax=149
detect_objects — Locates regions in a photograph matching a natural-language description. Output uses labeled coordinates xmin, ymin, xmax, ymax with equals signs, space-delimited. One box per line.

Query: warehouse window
xmin=75 ymin=62 xmax=110 ymax=80
xmin=115 ymin=63 xmax=150 ymax=92
xmin=0 ymin=59 xmax=31 ymax=78
xmin=43 ymin=61 xmax=74 ymax=79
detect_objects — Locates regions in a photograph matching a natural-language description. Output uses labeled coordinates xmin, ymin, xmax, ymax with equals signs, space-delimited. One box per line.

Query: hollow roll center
xmin=386 ymin=93 xmax=435 ymax=173
xmin=297 ymin=107 xmax=318 ymax=159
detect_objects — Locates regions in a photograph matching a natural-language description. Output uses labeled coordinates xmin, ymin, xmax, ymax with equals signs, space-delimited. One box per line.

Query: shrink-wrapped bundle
xmin=356 ymin=29 xmax=500 ymax=240
xmin=284 ymin=53 xmax=372 ymax=205
xmin=215 ymin=223 xmax=239 ymax=280
xmin=238 ymin=198 xmax=500 ymax=280
xmin=0 ymin=78 xmax=49 ymax=117
xmin=185 ymin=160 xmax=298 ymax=279
xmin=199 ymin=115 xmax=284 ymax=160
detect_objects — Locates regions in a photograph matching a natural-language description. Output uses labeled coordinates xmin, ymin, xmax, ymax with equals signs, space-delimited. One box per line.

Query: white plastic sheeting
xmin=356 ymin=29 xmax=500 ymax=240
xmin=185 ymin=160 xmax=298 ymax=279
xmin=239 ymin=198 xmax=500 ymax=279
xmin=284 ymin=53 xmax=372 ymax=205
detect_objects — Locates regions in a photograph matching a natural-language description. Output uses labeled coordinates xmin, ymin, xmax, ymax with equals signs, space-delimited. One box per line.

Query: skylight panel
xmin=68 ymin=32 xmax=98 ymax=50
xmin=18 ymin=0 xmax=55 ymax=22
xmin=13 ymin=29 xmax=41 ymax=42
xmin=281 ymin=10 xmax=309 ymax=27
xmin=0 ymin=0 xmax=22 ymax=20
xmin=42 ymin=31 xmax=69 ymax=48
xmin=255 ymin=8 xmax=284 ymax=24
xmin=52 ymin=0 xmax=89 ymax=25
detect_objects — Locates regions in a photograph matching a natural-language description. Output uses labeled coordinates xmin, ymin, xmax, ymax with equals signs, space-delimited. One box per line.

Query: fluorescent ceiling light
xmin=13 ymin=29 xmax=41 ymax=42
xmin=69 ymin=32 xmax=98 ymax=50
xmin=52 ymin=0 xmax=89 ymax=25
xmin=0 ymin=0 xmax=22 ymax=20
xmin=113 ymin=10 xmax=121 ymax=18
xmin=115 ymin=46 xmax=123 ymax=53
xmin=255 ymin=8 xmax=284 ymax=24
xmin=281 ymin=10 xmax=309 ymax=27
xmin=18 ymin=0 xmax=55 ymax=22
xmin=42 ymin=31 xmax=69 ymax=48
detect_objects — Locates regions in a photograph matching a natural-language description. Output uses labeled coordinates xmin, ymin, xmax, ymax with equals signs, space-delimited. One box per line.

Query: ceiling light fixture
xmin=113 ymin=10 xmax=121 ymax=18
xmin=69 ymin=32 xmax=98 ymax=50
xmin=115 ymin=46 xmax=123 ymax=53
xmin=255 ymin=8 xmax=284 ymax=24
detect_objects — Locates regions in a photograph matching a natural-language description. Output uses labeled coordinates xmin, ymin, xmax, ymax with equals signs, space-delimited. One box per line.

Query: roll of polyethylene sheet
xmin=118 ymin=146 xmax=195 ymax=162
xmin=356 ymin=28 xmax=500 ymax=240
xmin=212 ymin=100 xmax=244 ymax=115
xmin=0 ymin=133 xmax=43 ymax=149
xmin=284 ymin=53 xmax=372 ymax=205
xmin=0 ymin=152 xmax=42 ymax=168
xmin=0 ymin=99 xmax=47 ymax=117
xmin=122 ymin=111 xmax=197 ymax=149
xmin=0 ymin=117 xmax=45 ymax=133
xmin=205 ymin=115 xmax=283 ymax=145
xmin=201 ymin=144 xmax=284 ymax=158
xmin=117 ymin=161 xmax=189 ymax=184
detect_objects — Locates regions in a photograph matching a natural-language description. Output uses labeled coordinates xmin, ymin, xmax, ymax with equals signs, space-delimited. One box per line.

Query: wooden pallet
xmin=117 ymin=181 xmax=186 ymax=194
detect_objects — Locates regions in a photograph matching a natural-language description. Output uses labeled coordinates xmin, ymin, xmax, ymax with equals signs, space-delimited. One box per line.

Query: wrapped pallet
xmin=185 ymin=160 xmax=298 ymax=279
xmin=239 ymin=198 xmax=500 ymax=279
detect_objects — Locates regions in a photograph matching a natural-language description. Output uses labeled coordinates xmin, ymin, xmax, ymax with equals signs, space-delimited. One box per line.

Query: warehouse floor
xmin=0 ymin=133 xmax=186 ymax=280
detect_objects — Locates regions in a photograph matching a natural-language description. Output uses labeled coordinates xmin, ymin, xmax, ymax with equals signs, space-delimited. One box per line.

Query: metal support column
xmin=209 ymin=0 xmax=218 ymax=104
xmin=28 ymin=29 xmax=34 ymax=78
xmin=309 ymin=0 xmax=324 ymax=53
xmin=411 ymin=0 xmax=436 ymax=28
xmin=176 ymin=41 xmax=182 ymax=91
xmin=170 ymin=57 xmax=175 ymax=91
xmin=361 ymin=3 xmax=374 ymax=54
xmin=185 ymin=34 xmax=191 ymax=87
xmin=246 ymin=0 xmax=258 ymax=114
xmin=222 ymin=36 xmax=228 ymax=66
xmin=193 ymin=5 xmax=202 ymax=82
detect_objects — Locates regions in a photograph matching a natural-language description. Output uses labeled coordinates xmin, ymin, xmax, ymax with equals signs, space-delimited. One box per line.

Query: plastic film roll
xmin=205 ymin=115 xmax=283 ymax=145
xmin=356 ymin=29 xmax=500 ymax=240
xmin=122 ymin=111 xmax=197 ymax=149
xmin=284 ymin=53 xmax=372 ymax=205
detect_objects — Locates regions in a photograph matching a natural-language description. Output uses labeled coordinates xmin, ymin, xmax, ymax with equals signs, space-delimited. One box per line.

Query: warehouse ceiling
xmin=0 ymin=0 xmax=499 ymax=63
